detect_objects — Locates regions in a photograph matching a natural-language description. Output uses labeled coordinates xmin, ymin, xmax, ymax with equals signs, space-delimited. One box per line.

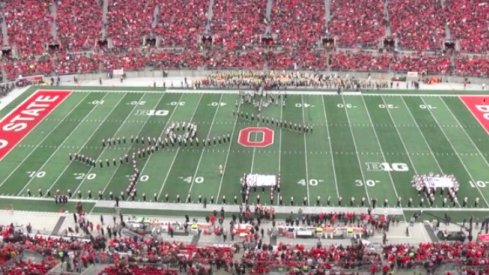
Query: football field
xmin=1 ymin=86 xmax=489 ymax=216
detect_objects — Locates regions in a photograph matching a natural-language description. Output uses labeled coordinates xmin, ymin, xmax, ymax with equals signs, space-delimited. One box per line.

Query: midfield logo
xmin=365 ymin=162 xmax=409 ymax=172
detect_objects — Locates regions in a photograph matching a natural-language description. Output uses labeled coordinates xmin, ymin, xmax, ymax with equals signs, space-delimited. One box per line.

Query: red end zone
xmin=0 ymin=90 xmax=71 ymax=160
xmin=460 ymin=95 xmax=489 ymax=135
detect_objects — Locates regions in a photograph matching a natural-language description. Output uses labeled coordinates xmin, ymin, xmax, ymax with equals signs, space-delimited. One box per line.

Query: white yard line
xmin=100 ymin=93 xmax=166 ymax=195
xmin=399 ymin=97 xmax=445 ymax=173
xmin=321 ymin=96 xmax=340 ymax=198
xmin=419 ymin=97 xmax=489 ymax=207
xmin=73 ymin=94 xmax=143 ymax=196
xmin=135 ymin=94 xmax=185 ymax=197
xmin=187 ymin=94 xmax=223 ymax=195
xmin=278 ymin=93 xmax=283 ymax=174
xmin=276 ymin=93 xmax=284 ymax=206
xmin=215 ymin=98 xmax=241 ymax=201
xmin=399 ymin=96 xmax=461 ymax=208
xmin=301 ymin=95 xmax=311 ymax=206
xmin=359 ymin=96 xmax=405 ymax=221
xmin=18 ymin=93 xmax=111 ymax=195
xmin=341 ymin=96 xmax=372 ymax=204
xmin=0 ymin=93 xmax=88 ymax=190
xmin=43 ymin=94 xmax=125 ymax=196
xmin=381 ymin=96 xmax=422 ymax=183
xmin=437 ymin=97 xmax=489 ymax=207
xmin=157 ymin=94 xmax=203 ymax=199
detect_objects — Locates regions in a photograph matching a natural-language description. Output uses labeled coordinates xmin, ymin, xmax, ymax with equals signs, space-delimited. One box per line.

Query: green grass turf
xmin=1 ymin=87 xmax=489 ymax=219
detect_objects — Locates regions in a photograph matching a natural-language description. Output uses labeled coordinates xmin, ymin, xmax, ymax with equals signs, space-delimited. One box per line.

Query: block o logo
xmin=238 ymin=127 xmax=274 ymax=148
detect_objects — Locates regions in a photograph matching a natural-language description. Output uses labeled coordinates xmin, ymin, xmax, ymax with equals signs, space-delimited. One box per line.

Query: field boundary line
xmin=341 ymin=96 xmax=371 ymax=204
xmin=44 ymin=94 xmax=125 ymax=196
xmin=359 ymin=96 xmax=404 ymax=220
xmin=0 ymin=92 xmax=85 ymax=190
xmin=187 ymin=94 xmax=223 ymax=195
xmin=419 ymin=97 xmax=489 ymax=207
xmin=321 ymin=96 xmax=339 ymax=198
xmin=157 ymin=94 xmax=203 ymax=199
xmin=438 ymin=97 xmax=489 ymax=206
xmin=101 ymin=93 xmax=167 ymax=196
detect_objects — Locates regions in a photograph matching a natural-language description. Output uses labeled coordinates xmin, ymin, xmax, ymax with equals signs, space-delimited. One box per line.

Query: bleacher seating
xmin=106 ymin=0 xmax=156 ymax=49
xmin=57 ymin=0 xmax=104 ymax=52
xmin=445 ymin=0 xmax=489 ymax=53
xmin=329 ymin=0 xmax=385 ymax=48
xmin=0 ymin=0 xmax=489 ymax=82
xmin=388 ymin=0 xmax=446 ymax=51
xmin=5 ymin=0 xmax=53 ymax=56
xmin=154 ymin=0 xmax=209 ymax=48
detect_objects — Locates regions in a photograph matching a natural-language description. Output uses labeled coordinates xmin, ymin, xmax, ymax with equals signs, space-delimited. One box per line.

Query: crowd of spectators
xmin=329 ymin=0 xmax=385 ymax=48
xmin=211 ymin=0 xmax=266 ymax=50
xmin=106 ymin=0 xmax=156 ymax=49
xmin=455 ymin=57 xmax=489 ymax=78
xmin=3 ymin=218 xmax=489 ymax=274
xmin=270 ymin=0 xmax=325 ymax=49
xmin=0 ymin=0 xmax=488 ymax=81
xmin=56 ymin=0 xmax=104 ymax=52
xmin=4 ymin=0 xmax=53 ymax=56
xmin=383 ymin=242 xmax=489 ymax=273
xmin=388 ymin=0 xmax=446 ymax=51
xmin=446 ymin=0 xmax=489 ymax=53
xmin=154 ymin=0 xmax=209 ymax=48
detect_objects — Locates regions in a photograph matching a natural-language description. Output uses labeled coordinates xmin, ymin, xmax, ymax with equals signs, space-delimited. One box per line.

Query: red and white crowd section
xmin=0 ymin=0 xmax=488 ymax=83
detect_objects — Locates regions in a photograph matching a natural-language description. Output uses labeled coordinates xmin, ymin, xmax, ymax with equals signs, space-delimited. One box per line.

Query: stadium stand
xmin=445 ymin=0 xmax=489 ymax=53
xmin=56 ymin=0 xmax=104 ymax=52
xmin=4 ymin=0 xmax=53 ymax=56
xmin=388 ymin=0 xmax=446 ymax=51
xmin=106 ymin=0 xmax=156 ymax=49
xmin=329 ymin=0 xmax=385 ymax=48
xmin=0 ymin=0 xmax=488 ymax=81
xmin=154 ymin=0 xmax=209 ymax=48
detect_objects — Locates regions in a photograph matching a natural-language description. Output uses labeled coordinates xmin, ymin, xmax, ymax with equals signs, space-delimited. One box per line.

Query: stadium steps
xmin=51 ymin=216 xmax=66 ymax=235
xmin=190 ymin=233 xmax=200 ymax=245
xmin=80 ymin=264 xmax=110 ymax=275
xmin=151 ymin=4 xmax=159 ymax=29
xmin=50 ymin=1 xmax=58 ymax=40
xmin=324 ymin=0 xmax=331 ymax=24
xmin=101 ymin=0 xmax=109 ymax=39
xmin=423 ymin=222 xmax=439 ymax=242
xmin=383 ymin=0 xmax=392 ymax=36
xmin=205 ymin=0 xmax=215 ymax=34
xmin=0 ymin=3 xmax=8 ymax=47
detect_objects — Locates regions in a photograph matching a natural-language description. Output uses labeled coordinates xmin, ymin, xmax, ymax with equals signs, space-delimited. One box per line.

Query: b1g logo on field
xmin=238 ymin=127 xmax=274 ymax=148
xmin=366 ymin=162 xmax=409 ymax=172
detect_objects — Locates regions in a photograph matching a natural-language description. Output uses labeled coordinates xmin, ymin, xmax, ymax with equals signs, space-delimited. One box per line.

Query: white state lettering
xmin=10 ymin=114 xmax=35 ymax=122
xmin=0 ymin=139 xmax=7 ymax=149
xmin=36 ymin=95 xmax=59 ymax=102
xmin=475 ymin=105 xmax=489 ymax=113
xmin=26 ymin=102 xmax=50 ymax=109
xmin=3 ymin=122 xmax=27 ymax=132
xmin=21 ymin=108 xmax=45 ymax=117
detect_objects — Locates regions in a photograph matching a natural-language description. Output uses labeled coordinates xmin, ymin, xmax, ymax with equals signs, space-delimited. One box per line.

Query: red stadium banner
xmin=0 ymin=90 xmax=71 ymax=160
xmin=460 ymin=96 xmax=489 ymax=135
